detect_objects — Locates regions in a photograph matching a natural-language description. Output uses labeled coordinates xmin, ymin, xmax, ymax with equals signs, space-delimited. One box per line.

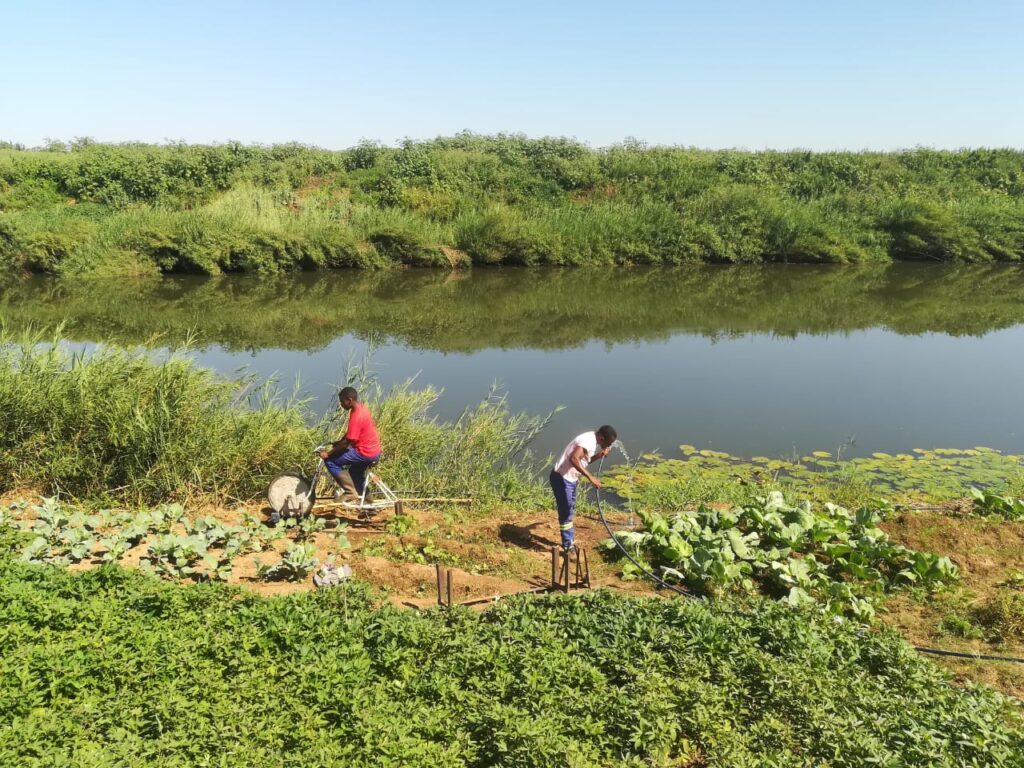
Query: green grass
xmin=2 ymin=137 xmax=1024 ymax=275
xmin=0 ymin=330 xmax=551 ymax=507
xmin=973 ymin=592 xmax=1024 ymax=643
xmin=0 ymin=330 xmax=312 ymax=503
xmin=1 ymin=536 xmax=1021 ymax=766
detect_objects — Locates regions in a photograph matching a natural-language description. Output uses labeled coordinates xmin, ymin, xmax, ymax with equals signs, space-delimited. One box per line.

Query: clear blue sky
xmin=2 ymin=0 xmax=1022 ymax=150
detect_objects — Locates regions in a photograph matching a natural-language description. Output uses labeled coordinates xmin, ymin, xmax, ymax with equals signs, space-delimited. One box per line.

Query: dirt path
xmin=239 ymin=501 xmax=654 ymax=606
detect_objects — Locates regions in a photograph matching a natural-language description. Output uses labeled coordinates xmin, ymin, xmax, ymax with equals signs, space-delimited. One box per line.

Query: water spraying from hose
xmin=595 ymin=440 xmax=694 ymax=599
xmin=609 ymin=440 xmax=635 ymax=528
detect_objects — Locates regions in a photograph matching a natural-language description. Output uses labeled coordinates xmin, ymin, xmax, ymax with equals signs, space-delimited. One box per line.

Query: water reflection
xmin=3 ymin=264 xmax=1024 ymax=352
xmin=2 ymin=264 xmax=1023 ymax=458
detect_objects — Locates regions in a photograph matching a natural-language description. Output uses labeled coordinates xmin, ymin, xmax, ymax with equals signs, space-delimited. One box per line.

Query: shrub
xmin=3 ymin=138 xmax=1022 ymax=275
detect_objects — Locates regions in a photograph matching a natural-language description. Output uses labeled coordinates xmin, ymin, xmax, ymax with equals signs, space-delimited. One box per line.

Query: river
xmin=3 ymin=263 xmax=1023 ymax=460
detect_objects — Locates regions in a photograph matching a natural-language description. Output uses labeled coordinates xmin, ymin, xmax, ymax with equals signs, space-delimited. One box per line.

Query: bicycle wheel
xmin=267 ymin=472 xmax=315 ymax=516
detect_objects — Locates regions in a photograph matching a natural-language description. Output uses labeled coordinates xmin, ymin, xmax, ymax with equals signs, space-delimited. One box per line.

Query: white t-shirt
xmin=553 ymin=431 xmax=599 ymax=483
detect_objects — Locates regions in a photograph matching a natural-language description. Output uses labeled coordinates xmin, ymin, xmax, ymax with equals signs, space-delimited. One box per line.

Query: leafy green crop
xmin=274 ymin=513 xmax=328 ymax=541
xmin=15 ymin=497 xmax=97 ymax=566
xmin=7 ymin=498 xmax=288 ymax=583
xmin=0 ymin=556 xmax=1021 ymax=766
xmin=386 ymin=513 xmax=415 ymax=536
xmin=141 ymin=532 xmax=231 ymax=581
xmin=970 ymin=487 xmax=1024 ymax=520
xmin=602 ymin=492 xmax=958 ymax=620
xmin=258 ymin=541 xmax=319 ymax=581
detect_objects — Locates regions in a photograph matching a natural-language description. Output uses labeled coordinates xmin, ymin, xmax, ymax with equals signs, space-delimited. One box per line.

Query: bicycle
xmin=266 ymin=444 xmax=402 ymax=523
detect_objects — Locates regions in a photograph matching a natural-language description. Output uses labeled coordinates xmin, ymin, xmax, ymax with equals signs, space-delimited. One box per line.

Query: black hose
xmin=912 ymin=646 xmax=1024 ymax=664
xmin=593 ymin=457 xmax=695 ymax=599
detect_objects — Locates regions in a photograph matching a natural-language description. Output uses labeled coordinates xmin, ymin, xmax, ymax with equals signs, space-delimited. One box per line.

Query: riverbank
xmin=4 ymin=330 xmax=1023 ymax=506
xmin=2 ymin=137 xmax=1023 ymax=276
xmin=6 ymin=333 xmax=1024 ymax=739
xmin=6 ymin=485 xmax=1024 ymax=701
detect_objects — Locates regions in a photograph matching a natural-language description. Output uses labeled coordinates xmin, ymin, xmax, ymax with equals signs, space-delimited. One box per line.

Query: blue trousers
xmin=549 ymin=470 xmax=577 ymax=548
xmin=325 ymin=447 xmax=380 ymax=494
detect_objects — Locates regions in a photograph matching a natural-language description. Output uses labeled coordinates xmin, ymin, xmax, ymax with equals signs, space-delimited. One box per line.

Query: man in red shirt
xmin=319 ymin=387 xmax=382 ymax=505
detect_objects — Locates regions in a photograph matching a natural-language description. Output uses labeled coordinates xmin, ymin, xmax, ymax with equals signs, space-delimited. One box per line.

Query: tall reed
xmin=0 ymin=329 xmax=551 ymax=506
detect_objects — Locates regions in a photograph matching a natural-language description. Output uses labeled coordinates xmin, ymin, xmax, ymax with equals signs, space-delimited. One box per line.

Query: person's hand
xmin=319 ymin=450 xmax=330 ymax=460
xmin=589 ymin=476 xmax=603 ymax=490
xmin=598 ymin=447 xmax=610 ymax=459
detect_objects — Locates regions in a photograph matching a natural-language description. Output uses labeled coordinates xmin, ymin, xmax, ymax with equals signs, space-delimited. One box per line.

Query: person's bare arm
xmin=319 ymin=435 xmax=352 ymax=459
xmin=570 ymin=445 xmax=602 ymax=489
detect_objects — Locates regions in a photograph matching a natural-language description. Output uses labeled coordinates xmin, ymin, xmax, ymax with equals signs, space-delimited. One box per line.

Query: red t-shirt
xmin=345 ymin=403 xmax=381 ymax=458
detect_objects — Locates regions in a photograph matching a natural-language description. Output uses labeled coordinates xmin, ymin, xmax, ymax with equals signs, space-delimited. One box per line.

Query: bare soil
xmin=880 ymin=511 xmax=1024 ymax=698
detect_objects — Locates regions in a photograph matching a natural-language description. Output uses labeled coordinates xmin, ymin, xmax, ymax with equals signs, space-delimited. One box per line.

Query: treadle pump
xmin=550 ymin=544 xmax=590 ymax=593
xmin=434 ymin=544 xmax=590 ymax=608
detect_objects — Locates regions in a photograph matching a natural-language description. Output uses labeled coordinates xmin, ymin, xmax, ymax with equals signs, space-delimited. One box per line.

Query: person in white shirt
xmin=550 ymin=425 xmax=617 ymax=550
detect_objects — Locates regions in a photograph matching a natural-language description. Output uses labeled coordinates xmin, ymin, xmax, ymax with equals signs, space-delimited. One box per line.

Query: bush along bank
xmin=1 ymin=136 xmax=1023 ymax=275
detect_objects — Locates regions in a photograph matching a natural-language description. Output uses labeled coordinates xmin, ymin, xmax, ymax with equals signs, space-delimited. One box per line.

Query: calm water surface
xmin=3 ymin=264 xmax=1023 ymax=460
